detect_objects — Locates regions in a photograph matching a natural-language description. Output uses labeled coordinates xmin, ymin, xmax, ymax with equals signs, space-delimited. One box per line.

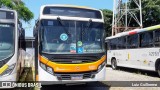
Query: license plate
xmin=71 ymin=75 xmax=83 ymax=80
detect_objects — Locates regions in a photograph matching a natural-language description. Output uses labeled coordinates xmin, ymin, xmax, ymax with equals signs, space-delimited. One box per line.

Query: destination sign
xmin=0 ymin=10 xmax=14 ymax=19
xmin=43 ymin=7 xmax=102 ymax=19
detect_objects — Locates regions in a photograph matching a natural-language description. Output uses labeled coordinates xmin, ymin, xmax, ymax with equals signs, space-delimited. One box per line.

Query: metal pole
xmin=125 ymin=0 xmax=128 ymax=31
xmin=139 ymin=0 xmax=143 ymax=28
xmin=112 ymin=0 xmax=142 ymax=35
xmin=112 ymin=0 xmax=116 ymax=36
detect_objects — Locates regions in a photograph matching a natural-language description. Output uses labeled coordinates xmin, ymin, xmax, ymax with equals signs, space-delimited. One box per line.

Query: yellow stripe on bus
xmin=146 ymin=25 xmax=160 ymax=31
xmin=0 ymin=64 xmax=8 ymax=74
xmin=38 ymin=54 xmax=49 ymax=64
xmin=39 ymin=55 xmax=106 ymax=73
xmin=63 ymin=4 xmax=91 ymax=9
xmin=128 ymin=53 xmax=130 ymax=60
xmin=36 ymin=75 xmax=39 ymax=81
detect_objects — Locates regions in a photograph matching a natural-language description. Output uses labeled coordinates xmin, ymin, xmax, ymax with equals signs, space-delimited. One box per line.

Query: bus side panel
xmin=132 ymin=48 xmax=159 ymax=71
xmin=108 ymin=48 xmax=158 ymax=71
xmin=107 ymin=50 xmax=127 ymax=66
xmin=123 ymin=48 xmax=157 ymax=71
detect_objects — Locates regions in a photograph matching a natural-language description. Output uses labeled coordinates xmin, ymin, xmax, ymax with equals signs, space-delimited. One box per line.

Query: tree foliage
xmin=126 ymin=0 xmax=160 ymax=27
xmin=101 ymin=9 xmax=113 ymax=37
xmin=0 ymin=0 xmax=34 ymax=22
xmin=118 ymin=0 xmax=160 ymax=27
xmin=141 ymin=0 xmax=160 ymax=27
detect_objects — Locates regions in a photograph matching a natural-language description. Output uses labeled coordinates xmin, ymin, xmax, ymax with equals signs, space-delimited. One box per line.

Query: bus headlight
xmin=47 ymin=67 xmax=54 ymax=75
xmin=40 ymin=62 xmax=54 ymax=75
xmin=40 ymin=63 xmax=46 ymax=70
xmin=97 ymin=61 xmax=106 ymax=72
xmin=0 ymin=64 xmax=15 ymax=77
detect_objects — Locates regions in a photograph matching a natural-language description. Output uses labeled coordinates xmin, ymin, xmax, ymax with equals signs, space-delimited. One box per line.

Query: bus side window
xmin=110 ymin=39 xmax=117 ymax=50
xmin=117 ymin=38 xmax=121 ymax=49
xmin=155 ymin=30 xmax=160 ymax=47
xmin=118 ymin=37 xmax=126 ymax=49
xmin=127 ymin=34 xmax=138 ymax=49
xmin=107 ymin=40 xmax=110 ymax=50
xmin=107 ymin=42 xmax=110 ymax=50
xmin=140 ymin=31 xmax=153 ymax=48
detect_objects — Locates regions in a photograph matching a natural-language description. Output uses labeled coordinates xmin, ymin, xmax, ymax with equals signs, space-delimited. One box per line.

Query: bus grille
xmin=55 ymin=73 xmax=94 ymax=80
xmin=51 ymin=57 xmax=98 ymax=63
xmin=42 ymin=53 xmax=105 ymax=64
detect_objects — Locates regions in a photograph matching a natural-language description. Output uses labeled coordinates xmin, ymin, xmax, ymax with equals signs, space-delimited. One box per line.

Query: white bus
xmin=34 ymin=5 xmax=106 ymax=85
xmin=105 ymin=25 xmax=160 ymax=77
xmin=0 ymin=9 xmax=25 ymax=85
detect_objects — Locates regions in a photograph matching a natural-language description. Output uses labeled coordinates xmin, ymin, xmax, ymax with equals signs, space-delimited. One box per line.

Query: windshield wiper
xmin=86 ymin=19 xmax=92 ymax=29
xmin=81 ymin=19 xmax=92 ymax=40
xmin=57 ymin=17 xmax=70 ymax=36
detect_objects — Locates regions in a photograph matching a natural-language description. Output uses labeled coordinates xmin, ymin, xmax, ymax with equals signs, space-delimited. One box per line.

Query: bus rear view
xmin=34 ymin=5 xmax=106 ymax=85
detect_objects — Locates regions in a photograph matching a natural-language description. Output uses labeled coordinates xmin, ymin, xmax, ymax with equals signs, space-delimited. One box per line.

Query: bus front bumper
xmin=38 ymin=65 xmax=106 ymax=85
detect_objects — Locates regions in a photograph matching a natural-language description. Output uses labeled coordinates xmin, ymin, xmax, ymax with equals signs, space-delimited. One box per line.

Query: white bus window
xmin=155 ymin=30 xmax=160 ymax=47
xmin=110 ymin=38 xmax=118 ymax=50
xmin=106 ymin=40 xmax=110 ymax=50
xmin=117 ymin=37 xmax=126 ymax=49
xmin=140 ymin=31 xmax=153 ymax=47
xmin=127 ymin=34 xmax=138 ymax=49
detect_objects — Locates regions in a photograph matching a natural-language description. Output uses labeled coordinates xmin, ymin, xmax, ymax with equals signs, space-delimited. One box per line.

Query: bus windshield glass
xmin=0 ymin=23 xmax=14 ymax=60
xmin=41 ymin=20 xmax=104 ymax=54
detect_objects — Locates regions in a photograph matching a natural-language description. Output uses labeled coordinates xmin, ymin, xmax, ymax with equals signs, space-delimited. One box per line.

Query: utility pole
xmin=112 ymin=0 xmax=142 ymax=36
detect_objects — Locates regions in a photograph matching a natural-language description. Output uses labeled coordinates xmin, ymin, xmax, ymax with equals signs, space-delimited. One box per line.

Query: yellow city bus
xmin=34 ymin=4 xmax=106 ymax=85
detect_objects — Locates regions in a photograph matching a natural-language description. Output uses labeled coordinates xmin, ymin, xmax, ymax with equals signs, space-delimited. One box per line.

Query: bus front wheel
xmin=158 ymin=63 xmax=160 ymax=77
xmin=111 ymin=58 xmax=117 ymax=70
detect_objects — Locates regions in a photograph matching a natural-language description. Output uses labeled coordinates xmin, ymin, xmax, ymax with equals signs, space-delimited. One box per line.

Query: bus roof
xmin=40 ymin=4 xmax=100 ymax=11
xmin=0 ymin=8 xmax=16 ymax=12
xmin=105 ymin=24 xmax=160 ymax=40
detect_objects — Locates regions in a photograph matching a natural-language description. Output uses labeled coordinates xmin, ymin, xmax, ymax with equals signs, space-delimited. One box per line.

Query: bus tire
xmin=111 ymin=58 xmax=117 ymax=70
xmin=157 ymin=63 xmax=160 ymax=77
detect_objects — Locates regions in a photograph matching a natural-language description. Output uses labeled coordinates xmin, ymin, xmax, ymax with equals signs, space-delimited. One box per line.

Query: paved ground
xmin=105 ymin=66 xmax=160 ymax=81
xmin=105 ymin=66 xmax=160 ymax=90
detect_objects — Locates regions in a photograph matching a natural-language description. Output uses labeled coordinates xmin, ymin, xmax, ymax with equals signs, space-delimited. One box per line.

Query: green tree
xmin=128 ymin=0 xmax=160 ymax=27
xmin=0 ymin=0 xmax=34 ymax=22
xmin=141 ymin=0 xmax=160 ymax=27
xmin=101 ymin=9 xmax=113 ymax=37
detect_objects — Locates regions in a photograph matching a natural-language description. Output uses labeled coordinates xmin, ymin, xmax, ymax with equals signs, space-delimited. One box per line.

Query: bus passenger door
xmin=128 ymin=49 xmax=141 ymax=69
